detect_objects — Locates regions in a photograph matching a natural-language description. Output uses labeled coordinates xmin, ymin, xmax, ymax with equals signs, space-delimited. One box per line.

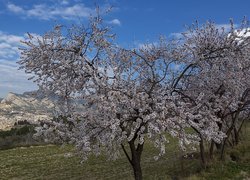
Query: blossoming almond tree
xmin=18 ymin=12 xmax=231 ymax=179
xmin=174 ymin=20 xmax=250 ymax=162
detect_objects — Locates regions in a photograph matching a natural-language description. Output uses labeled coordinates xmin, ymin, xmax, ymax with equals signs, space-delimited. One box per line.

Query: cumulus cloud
xmin=108 ymin=19 xmax=121 ymax=26
xmin=0 ymin=31 xmax=37 ymax=97
xmin=7 ymin=3 xmax=24 ymax=13
xmin=0 ymin=31 xmax=24 ymax=59
xmin=6 ymin=2 xmax=95 ymax=20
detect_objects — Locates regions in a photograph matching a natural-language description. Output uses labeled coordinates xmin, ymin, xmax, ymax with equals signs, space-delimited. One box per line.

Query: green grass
xmin=0 ymin=124 xmax=249 ymax=180
xmin=187 ymin=123 xmax=250 ymax=180
xmin=0 ymin=139 xmax=200 ymax=179
xmin=187 ymin=148 xmax=250 ymax=180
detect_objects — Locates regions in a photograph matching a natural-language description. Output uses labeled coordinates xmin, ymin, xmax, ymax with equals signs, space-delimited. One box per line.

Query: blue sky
xmin=0 ymin=0 xmax=250 ymax=97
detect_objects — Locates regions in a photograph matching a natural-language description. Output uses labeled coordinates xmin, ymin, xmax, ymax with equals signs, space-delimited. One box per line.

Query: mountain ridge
xmin=0 ymin=90 xmax=57 ymax=130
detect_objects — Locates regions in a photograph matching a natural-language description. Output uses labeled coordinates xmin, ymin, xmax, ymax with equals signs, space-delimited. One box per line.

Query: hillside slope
xmin=0 ymin=90 xmax=57 ymax=130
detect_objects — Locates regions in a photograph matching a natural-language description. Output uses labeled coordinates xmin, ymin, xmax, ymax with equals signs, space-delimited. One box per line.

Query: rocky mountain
xmin=0 ymin=90 xmax=58 ymax=130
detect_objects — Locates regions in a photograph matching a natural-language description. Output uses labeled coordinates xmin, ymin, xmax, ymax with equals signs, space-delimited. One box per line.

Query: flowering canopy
xmin=18 ymin=14 xmax=250 ymax=179
xmin=175 ymin=21 xmax=250 ymax=141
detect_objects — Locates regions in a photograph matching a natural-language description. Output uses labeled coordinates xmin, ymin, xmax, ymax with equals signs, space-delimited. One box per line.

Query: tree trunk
xmin=122 ymin=141 xmax=144 ymax=180
xmin=199 ymin=137 xmax=206 ymax=168
xmin=130 ymin=141 xmax=143 ymax=180
xmin=191 ymin=127 xmax=206 ymax=168
xmin=220 ymin=114 xmax=239 ymax=160
xmin=234 ymin=118 xmax=246 ymax=145
xmin=220 ymin=139 xmax=226 ymax=160
xmin=131 ymin=154 xmax=143 ymax=180
xmin=220 ymin=127 xmax=234 ymax=160
xmin=233 ymin=127 xmax=239 ymax=145
xmin=215 ymin=122 xmax=223 ymax=150
xmin=209 ymin=140 xmax=214 ymax=159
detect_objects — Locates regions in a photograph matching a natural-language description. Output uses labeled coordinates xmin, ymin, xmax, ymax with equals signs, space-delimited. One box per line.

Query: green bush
xmin=0 ymin=125 xmax=35 ymax=138
xmin=0 ymin=124 xmax=46 ymax=150
xmin=16 ymin=125 xmax=35 ymax=136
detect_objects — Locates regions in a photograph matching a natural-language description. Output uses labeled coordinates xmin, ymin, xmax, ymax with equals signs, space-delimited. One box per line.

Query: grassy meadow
xmin=0 ymin=123 xmax=249 ymax=179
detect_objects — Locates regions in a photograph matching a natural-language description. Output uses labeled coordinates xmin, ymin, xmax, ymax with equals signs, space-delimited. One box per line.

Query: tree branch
xmin=121 ymin=143 xmax=133 ymax=166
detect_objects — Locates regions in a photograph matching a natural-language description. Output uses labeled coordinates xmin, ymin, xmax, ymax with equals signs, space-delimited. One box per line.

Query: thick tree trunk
xmin=130 ymin=141 xmax=144 ymax=180
xmin=122 ymin=141 xmax=144 ymax=180
xmin=131 ymin=155 xmax=143 ymax=180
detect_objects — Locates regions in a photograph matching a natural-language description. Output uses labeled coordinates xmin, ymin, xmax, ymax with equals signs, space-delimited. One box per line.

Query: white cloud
xmin=108 ymin=19 xmax=121 ymax=26
xmin=6 ymin=2 xmax=95 ymax=20
xmin=7 ymin=3 xmax=24 ymax=13
xmin=61 ymin=0 xmax=69 ymax=5
xmin=0 ymin=31 xmax=24 ymax=59
xmin=169 ymin=32 xmax=183 ymax=39
xmin=215 ymin=24 xmax=235 ymax=32
xmin=0 ymin=59 xmax=37 ymax=98
xmin=138 ymin=42 xmax=157 ymax=50
xmin=235 ymin=28 xmax=250 ymax=37
xmin=0 ymin=31 xmax=37 ymax=97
